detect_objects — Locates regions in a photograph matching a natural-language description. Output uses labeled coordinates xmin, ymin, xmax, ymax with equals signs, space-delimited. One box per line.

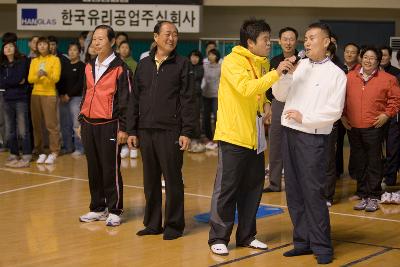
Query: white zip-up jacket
xmin=272 ymin=58 xmax=347 ymax=134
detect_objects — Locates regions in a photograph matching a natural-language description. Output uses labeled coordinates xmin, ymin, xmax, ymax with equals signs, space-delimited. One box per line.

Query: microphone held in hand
xmin=282 ymin=50 xmax=306 ymax=74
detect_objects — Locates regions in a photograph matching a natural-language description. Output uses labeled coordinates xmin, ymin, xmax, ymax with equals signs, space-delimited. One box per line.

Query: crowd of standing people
xmin=1 ymin=17 xmax=400 ymax=265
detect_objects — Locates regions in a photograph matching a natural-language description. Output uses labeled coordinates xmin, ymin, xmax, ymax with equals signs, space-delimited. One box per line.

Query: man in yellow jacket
xmin=208 ymin=18 xmax=294 ymax=255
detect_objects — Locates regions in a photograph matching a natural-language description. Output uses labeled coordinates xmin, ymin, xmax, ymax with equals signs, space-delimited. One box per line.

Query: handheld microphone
xmin=282 ymin=50 xmax=306 ymax=74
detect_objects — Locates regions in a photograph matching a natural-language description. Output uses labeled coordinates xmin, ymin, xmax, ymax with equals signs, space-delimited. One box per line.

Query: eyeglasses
xmin=362 ymin=56 xmax=377 ymax=62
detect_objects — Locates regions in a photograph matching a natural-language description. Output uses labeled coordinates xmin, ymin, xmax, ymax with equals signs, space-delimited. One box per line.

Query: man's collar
xmin=309 ymin=57 xmax=330 ymax=64
xmin=359 ymin=67 xmax=378 ymax=81
xmin=95 ymin=52 xmax=116 ymax=67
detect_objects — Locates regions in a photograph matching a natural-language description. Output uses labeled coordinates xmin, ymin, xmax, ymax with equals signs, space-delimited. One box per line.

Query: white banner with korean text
xmin=17 ymin=4 xmax=201 ymax=32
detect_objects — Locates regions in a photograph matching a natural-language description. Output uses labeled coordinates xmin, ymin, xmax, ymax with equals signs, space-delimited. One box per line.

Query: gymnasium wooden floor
xmin=1 ymin=147 xmax=400 ymax=267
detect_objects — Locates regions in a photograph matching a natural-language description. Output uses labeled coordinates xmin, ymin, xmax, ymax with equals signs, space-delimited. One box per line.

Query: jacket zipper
xmin=88 ymin=84 xmax=96 ymax=118
xmin=149 ymin=59 xmax=166 ymax=122
xmin=150 ymin=64 xmax=159 ymax=123
xmin=87 ymin=63 xmax=115 ymax=118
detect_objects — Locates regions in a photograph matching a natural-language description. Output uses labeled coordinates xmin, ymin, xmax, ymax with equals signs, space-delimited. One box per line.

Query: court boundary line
xmin=1 ymin=168 xmax=400 ymax=224
xmin=332 ymin=239 xmax=400 ymax=250
xmin=208 ymin=243 xmax=292 ymax=267
xmin=209 ymin=239 xmax=399 ymax=267
xmin=0 ymin=178 xmax=72 ymax=195
xmin=2 ymin=168 xmax=400 ymax=266
xmin=340 ymin=247 xmax=393 ymax=267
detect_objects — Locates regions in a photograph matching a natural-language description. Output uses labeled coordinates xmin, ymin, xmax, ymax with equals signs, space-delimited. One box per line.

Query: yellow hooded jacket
xmin=214 ymin=45 xmax=280 ymax=149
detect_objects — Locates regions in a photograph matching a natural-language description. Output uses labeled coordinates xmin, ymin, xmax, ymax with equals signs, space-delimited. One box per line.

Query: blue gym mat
xmin=194 ymin=205 xmax=284 ymax=224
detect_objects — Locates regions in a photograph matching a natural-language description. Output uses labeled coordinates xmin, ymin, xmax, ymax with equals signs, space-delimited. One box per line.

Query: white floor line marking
xmin=0 ymin=168 xmax=82 ymax=180
xmin=1 ymin=168 xmax=400 ymax=223
xmin=0 ymin=179 xmax=72 ymax=195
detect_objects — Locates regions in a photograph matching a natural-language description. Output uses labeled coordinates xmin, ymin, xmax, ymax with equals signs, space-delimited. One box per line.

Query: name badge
xmin=256 ymin=113 xmax=267 ymax=154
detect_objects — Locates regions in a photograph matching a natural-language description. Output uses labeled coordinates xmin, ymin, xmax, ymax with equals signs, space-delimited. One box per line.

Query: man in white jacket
xmin=272 ymin=23 xmax=346 ymax=265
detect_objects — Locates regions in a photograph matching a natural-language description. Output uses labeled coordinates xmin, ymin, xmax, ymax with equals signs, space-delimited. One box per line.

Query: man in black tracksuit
xmin=79 ymin=25 xmax=131 ymax=227
xmin=127 ymin=21 xmax=195 ymax=240
xmin=381 ymin=46 xmax=400 ymax=187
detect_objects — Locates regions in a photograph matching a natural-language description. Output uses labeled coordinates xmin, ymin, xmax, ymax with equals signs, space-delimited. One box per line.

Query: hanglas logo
xmin=21 ymin=8 xmax=56 ymax=26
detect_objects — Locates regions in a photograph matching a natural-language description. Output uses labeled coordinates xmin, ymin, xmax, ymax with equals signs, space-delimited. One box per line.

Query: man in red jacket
xmin=342 ymin=46 xmax=400 ymax=212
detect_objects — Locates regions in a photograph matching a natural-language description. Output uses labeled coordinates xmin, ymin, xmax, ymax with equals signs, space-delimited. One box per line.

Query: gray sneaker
xmin=354 ymin=198 xmax=368 ymax=210
xmin=13 ymin=159 xmax=30 ymax=168
xmin=5 ymin=159 xmax=19 ymax=167
xmin=365 ymin=198 xmax=380 ymax=212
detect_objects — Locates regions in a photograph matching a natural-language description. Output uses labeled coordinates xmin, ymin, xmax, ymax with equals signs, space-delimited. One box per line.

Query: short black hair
xmin=360 ymin=45 xmax=383 ymax=63
xmin=327 ymin=42 xmax=336 ymax=56
xmin=240 ymin=18 xmax=271 ymax=48
xmin=330 ymin=32 xmax=338 ymax=43
xmin=188 ymin=49 xmax=203 ymax=64
xmin=116 ymin=32 xmax=129 ymax=41
xmin=278 ymin=27 xmax=298 ymax=40
xmin=47 ymin=35 xmax=58 ymax=44
xmin=206 ymin=41 xmax=217 ymax=48
xmin=380 ymin=45 xmax=393 ymax=56
xmin=37 ymin=36 xmax=49 ymax=45
xmin=79 ymin=31 xmax=88 ymax=39
xmin=2 ymin=32 xmax=18 ymax=44
xmin=153 ymin=20 xmax=177 ymax=34
xmin=68 ymin=41 xmax=81 ymax=52
xmin=94 ymin=25 xmax=116 ymax=41
xmin=344 ymin=42 xmax=360 ymax=54
xmin=306 ymin=22 xmax=331 ymax=39
xmin=36 ymin=36 xmax=50 ymax=53
xmin=29 ymin=35 xmax=39 ymax=42
xmin=118 ymin=40 xmax=131 ymax=49
xmin=0 ymin=41 xmax=23 ymax=65
xmin=208 ymin=48 xmax=221 ymax=62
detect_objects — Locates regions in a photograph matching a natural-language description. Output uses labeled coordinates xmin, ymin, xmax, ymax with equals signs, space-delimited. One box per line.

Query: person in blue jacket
xmin=0 ymin=40 xmax=32 ymax=167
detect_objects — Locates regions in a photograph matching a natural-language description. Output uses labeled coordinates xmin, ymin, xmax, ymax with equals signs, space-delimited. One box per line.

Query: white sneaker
xmin=120 ymin=146 xmax=129 ymax=159
xmin=6 ymin=154 xmax=19 ymax=161
xmin=105 ymin=213 xmax=121 ymax=227
xmin=391 ymin=192 xmax=400 ymax=204
xmin=248 ymin=239 xmax=268 ymax=250
xmin=205 ymin=142 xmax=218 ymax=150
xmin=380 ymin=192 xmax=392 ymax=204
xmin=210 ymin=244 xmax=229 ymax=256
xmin=36 ymin=154 xmax=47 ymax=164
xmin=130 ymin=149 xmax=138 ymax=159
xmin=326 ymin=201 xmax=332 ymax=207
xmin=79 ymin=210 xmax=108 ymax=222
xmin=13 ymin=159 xmax=30 ymax=168
xmin=45 ymin=153 xmax=57 ymax=164
xmin=71 ymin=150 xmax=84 ymax=156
